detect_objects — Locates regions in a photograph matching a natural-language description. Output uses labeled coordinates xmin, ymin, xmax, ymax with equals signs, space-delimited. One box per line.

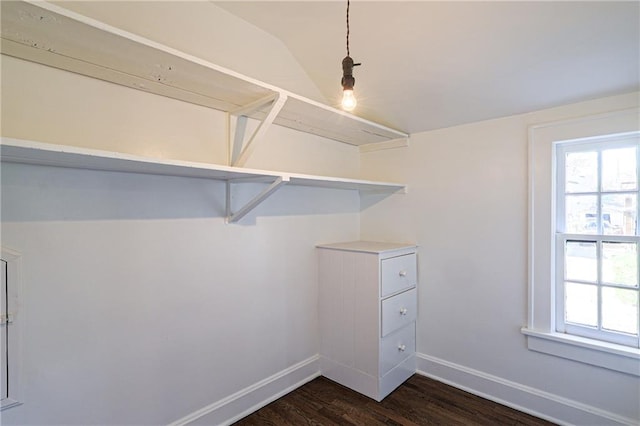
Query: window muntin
xmin=556 ymin=137 xmax=640 ymax=348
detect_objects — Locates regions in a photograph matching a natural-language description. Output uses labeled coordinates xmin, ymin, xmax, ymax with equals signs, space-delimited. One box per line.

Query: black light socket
xmin=341 ymin=56 xmax=360 ymax=90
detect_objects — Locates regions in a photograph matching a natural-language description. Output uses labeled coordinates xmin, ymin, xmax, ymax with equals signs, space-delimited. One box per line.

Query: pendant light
xmin=341 ymin=0 xmax=360 ymax=111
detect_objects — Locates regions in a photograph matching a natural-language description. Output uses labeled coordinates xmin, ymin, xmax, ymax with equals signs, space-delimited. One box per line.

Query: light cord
xmin=346 ymin=0 xmax=350 ymax=57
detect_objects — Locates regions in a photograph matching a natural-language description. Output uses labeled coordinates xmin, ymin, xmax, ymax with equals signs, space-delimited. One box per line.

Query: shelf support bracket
xmin=228 ymin=92 xmax=288 ymax=168
xmin=226 ymin=175 xmax=290 ymax=223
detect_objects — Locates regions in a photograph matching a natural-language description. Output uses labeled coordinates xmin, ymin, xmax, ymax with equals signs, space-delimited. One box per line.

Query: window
xmin=524 ymin=107 xmax=640 ymax=376
xmin=1 ymin=260 xmax=7 ymax=402
xmin=556 ymin=137 xmax=639 ymax=347
xmin=1 ymin=247 xmax=22 ymax=410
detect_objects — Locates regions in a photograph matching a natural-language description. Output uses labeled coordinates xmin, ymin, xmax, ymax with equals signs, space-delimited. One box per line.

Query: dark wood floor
xmin=233 ymin=374 xmax=556 ymax=425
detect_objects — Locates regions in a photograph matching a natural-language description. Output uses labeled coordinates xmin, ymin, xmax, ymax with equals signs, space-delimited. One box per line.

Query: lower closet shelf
xmin=1 ymin=137 xmax=407 ymax=223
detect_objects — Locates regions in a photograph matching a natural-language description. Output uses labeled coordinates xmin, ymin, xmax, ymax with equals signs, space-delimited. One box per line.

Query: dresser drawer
xmin=381 ymin=288 xmax=417 ymax=337
xmin=380 ymin=322 xmax=415 ymax=376
xmin=381 ymin=253 xmax=416 ymax=297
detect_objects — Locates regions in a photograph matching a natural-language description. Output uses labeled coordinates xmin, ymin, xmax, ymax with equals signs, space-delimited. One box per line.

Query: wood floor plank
xmin=233 ymin=375 xmax=556 ymax=426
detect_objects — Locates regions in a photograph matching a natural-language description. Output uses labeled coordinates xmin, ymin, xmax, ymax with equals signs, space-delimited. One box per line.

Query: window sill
xmin=1 ymin=398 xmax=22 ymax=411
xmin=521 ymin=328 xmax=640 ymax=377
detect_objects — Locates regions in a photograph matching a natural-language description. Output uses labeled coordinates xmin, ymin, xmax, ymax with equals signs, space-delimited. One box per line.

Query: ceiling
xmin=215 ymin=1 xmax=639 ymax=134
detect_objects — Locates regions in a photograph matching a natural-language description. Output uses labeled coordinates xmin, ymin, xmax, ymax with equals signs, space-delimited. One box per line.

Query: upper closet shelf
xmin=0 ymin=1 xmax=408 ymax=148
xmin=1 ymin=138 xmax=406 ymax=222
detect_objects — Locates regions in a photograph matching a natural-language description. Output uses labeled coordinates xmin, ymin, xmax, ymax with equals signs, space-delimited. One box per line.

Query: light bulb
xmin=341 ymin=89 xmax=357 ymax=111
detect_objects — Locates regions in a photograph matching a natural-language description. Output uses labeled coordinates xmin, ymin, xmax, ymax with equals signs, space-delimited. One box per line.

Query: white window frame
xmin=1 ymin=247 xmax=23 ymax=410
xmin=555 ymin=137 xmax=640 ymax=348
xmin=523 ymin=107 xmax=640 ymax=376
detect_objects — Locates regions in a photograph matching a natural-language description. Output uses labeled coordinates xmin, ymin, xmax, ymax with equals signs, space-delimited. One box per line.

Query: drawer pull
xmin=399 ymin=270 xmax=407 ymax=277
xmin=399 ymin=307 xmax=408 ymax=315
xmin=398 ymin=344 xmax=406 ymax=352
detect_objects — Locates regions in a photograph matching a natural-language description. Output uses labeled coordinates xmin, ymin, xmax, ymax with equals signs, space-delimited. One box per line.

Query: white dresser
xmin=317 ymin=241 xmax=417 ymax=401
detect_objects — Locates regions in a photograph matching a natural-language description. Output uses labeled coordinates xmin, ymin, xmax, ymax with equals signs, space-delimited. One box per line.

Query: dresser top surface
xmin=316 ymin=241 xmax=416 ymax=254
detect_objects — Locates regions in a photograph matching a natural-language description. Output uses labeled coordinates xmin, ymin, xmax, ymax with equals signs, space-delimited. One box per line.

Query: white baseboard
xmin=169 ymin=352 xmax=636 ymax=426
xmin=168 ymin=355 xmax=320 ymax=426
xmin=416 ymin=352 xmax=637 ymax=426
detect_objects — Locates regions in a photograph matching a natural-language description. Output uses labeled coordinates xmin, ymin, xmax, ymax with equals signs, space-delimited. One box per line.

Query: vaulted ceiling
xmin=215 ymin=1 xmax=639 ymax=134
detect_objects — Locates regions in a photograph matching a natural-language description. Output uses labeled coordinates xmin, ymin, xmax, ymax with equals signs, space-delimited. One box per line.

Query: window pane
xmin=602 ymin=287 xmax=639 ymax=335
xmin=601 ymin=194 xmax=637 ymax=236
xmin=566 ymin=151 xmax=598 ymax=193
xmin=602 ymin=147 xmax=637 ymax=192
xmin=602 ymin=242 xmax=638 ymax=287
xmin=565 ymin=241 xmax=597 ymax=282
xmin=565 ymin=195 xmax=598 ymax=234
xmin=565 ymin=282 xmax=598 ymax=327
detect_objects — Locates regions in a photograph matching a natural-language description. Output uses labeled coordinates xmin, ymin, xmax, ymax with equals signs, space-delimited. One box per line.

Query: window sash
xmin=555 ymin=234 xmax=640 ymax=347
